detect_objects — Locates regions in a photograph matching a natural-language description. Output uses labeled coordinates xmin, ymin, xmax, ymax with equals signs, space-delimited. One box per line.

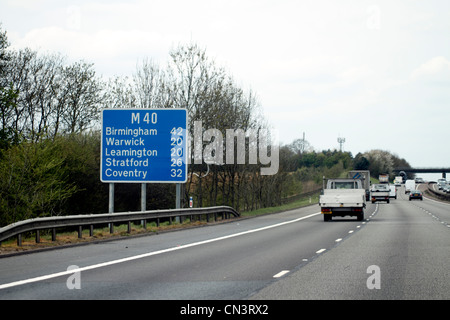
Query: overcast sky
xmin=1 ymin=0 xmax=450 ymax=176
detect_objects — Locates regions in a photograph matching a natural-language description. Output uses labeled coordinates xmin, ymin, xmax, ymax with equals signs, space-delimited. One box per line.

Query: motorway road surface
xmin=0 ymin=186 xmax=449 ymax=300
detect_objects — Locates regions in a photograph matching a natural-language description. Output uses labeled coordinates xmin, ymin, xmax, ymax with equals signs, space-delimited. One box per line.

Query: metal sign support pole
xmin=141 ymin=183 xmax=147 ymax=211
xmin=141 ymin=183 xmax=147 ymax=227
xmin=109 ymin=183 xmax=115 ymax=213
xmin=109 ymin=183 xmax=115 ymax=233
xmin=175 ymin=183 xmax=181 ymax=223
xmin=176 ymin=184 xmax=181 ymax=209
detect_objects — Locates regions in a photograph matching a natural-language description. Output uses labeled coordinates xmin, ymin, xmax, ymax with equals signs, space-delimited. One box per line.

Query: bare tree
xmin=4 ymin=49 xmax=65 ymax=141
xmin=103 ymin=75 xmax=137 ymax=109
xmin=164 ymin=43 xmax=272 ymax=209
xmin=133 ymin=58 xmax=169 ymax=109
xmin=4 ymin=48 xmax=104 ymax=140
xmin=0 ymin=25 xmax=18 ymax=143
xmin=58 ymin=60 xmax=104 ymax=135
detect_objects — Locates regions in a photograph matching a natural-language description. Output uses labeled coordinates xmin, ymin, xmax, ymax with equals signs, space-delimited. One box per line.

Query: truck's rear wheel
xmin=357 ymin=212 xmax=364 ymax=221
xmin=324 ymin=214 xmax=332 ymax=221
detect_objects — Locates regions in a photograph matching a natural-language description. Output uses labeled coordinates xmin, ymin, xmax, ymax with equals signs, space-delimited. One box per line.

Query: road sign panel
xmin=101 ymin=108 xmax=188 ymax=183
xmin=353 ymin=173 xmax=361 ymax=179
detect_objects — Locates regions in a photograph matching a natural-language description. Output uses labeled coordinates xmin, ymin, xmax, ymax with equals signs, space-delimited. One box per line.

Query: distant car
xmin=409 ymin=190 xmax=423 ymax=201
xmin=443 ymin=185 xmax=450 ymax=193
xmin=415 ymin=177 xmax=424 ymax=184
xmin=437 ymin=179 xmax=447 ymax=190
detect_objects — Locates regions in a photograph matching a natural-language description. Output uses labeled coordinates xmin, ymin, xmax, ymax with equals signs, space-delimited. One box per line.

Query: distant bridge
xmin=394 ymin=167 xmax=450 ymax=178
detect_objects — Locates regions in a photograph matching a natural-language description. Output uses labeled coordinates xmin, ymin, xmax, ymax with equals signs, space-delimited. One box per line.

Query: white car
xmin=415 ymin=177 xmax=424 ymax=184
xmin=443 ymin=184 xmax=450 ymax=193
xmin=437 ymin=179 xmax=447 ymax=190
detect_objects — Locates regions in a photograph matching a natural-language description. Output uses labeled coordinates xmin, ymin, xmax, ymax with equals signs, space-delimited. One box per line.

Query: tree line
xmin=0 ymin=25 xmax=276 ymax=226
xmin=0 ymin=25 xmax=411 ymax=227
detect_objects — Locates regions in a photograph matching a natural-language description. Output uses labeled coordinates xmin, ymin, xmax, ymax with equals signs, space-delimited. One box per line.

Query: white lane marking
xmin=0 ymin=212 xmax=321 ymax=290
xmin=316 ymin=248 xmax=326 ymax=254
xmin=348 ymin=230 xmax=354 ymax=234
xmin=273 ymin=270 xmax=290 ymax=278
xmin=335 ymin=238 xmax=342 ymax=242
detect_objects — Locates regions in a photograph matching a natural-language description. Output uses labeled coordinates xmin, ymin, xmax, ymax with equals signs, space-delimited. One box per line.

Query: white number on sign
xmin=171 ymin=158 xmax=183 ymax=167
xmin=170 ymin=127 xmax=183 ymax=135
xmin=171 ymin=148 xmax=183 ymax=157
xmin=171 ymin=169 xmax=183 ymax=177
xmin=171 ymin=137 xmax=183 ymax=146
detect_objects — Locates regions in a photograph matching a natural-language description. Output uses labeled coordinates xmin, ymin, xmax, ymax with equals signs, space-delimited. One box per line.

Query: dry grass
xmin=0 ymin=219 xmax=209 ymax=255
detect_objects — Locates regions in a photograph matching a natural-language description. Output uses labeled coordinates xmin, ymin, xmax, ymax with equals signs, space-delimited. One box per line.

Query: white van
xmin=389 ymin=185 xmax=397 ymax=199
xmin=404 ymin=180 xmax=415 ymax=194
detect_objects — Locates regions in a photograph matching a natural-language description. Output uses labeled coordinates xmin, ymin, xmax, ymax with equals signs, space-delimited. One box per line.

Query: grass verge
xmin=240 ymin=194 xmax=319 ymax=217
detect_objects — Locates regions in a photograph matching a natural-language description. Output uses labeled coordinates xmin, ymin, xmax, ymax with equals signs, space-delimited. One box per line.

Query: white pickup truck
xmin=370 ymin=183 xmax=390 ymax=203
xmin=319 ymin=178 xmax=366 ymax=221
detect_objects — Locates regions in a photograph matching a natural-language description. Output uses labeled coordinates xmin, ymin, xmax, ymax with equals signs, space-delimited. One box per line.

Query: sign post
xmin=101 ymin=108 xmax=188 ymax=212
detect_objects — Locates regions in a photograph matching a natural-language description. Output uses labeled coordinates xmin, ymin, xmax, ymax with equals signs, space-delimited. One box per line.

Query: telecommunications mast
xmin=337 ymin=137 xmax=346 ymax=152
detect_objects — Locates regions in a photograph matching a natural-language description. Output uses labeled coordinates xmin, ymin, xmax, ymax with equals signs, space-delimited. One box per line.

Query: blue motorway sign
xmin=101 ymin=108 xmax=188 ymax=183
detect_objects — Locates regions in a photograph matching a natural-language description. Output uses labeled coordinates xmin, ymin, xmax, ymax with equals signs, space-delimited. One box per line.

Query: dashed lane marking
xmin=273 ymin=270 xmax=290 ymax=278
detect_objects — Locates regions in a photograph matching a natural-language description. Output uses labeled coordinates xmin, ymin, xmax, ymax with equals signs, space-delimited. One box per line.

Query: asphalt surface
xmin=0 ymin=186 xmax=449 ymax=300
xmin=250 ymin=188 xmax=450 ymax=299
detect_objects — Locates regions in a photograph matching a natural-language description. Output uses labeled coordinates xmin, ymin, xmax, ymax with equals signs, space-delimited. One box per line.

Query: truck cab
xmin=319 ymin=178 xmax=366 ymax=221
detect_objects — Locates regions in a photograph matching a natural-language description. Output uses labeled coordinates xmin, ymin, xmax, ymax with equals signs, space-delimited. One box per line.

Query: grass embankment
xmin=240 ymin=194 xmax=320 ymax=217
xmin=0 ymin=193 xmax=320 ymax=255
